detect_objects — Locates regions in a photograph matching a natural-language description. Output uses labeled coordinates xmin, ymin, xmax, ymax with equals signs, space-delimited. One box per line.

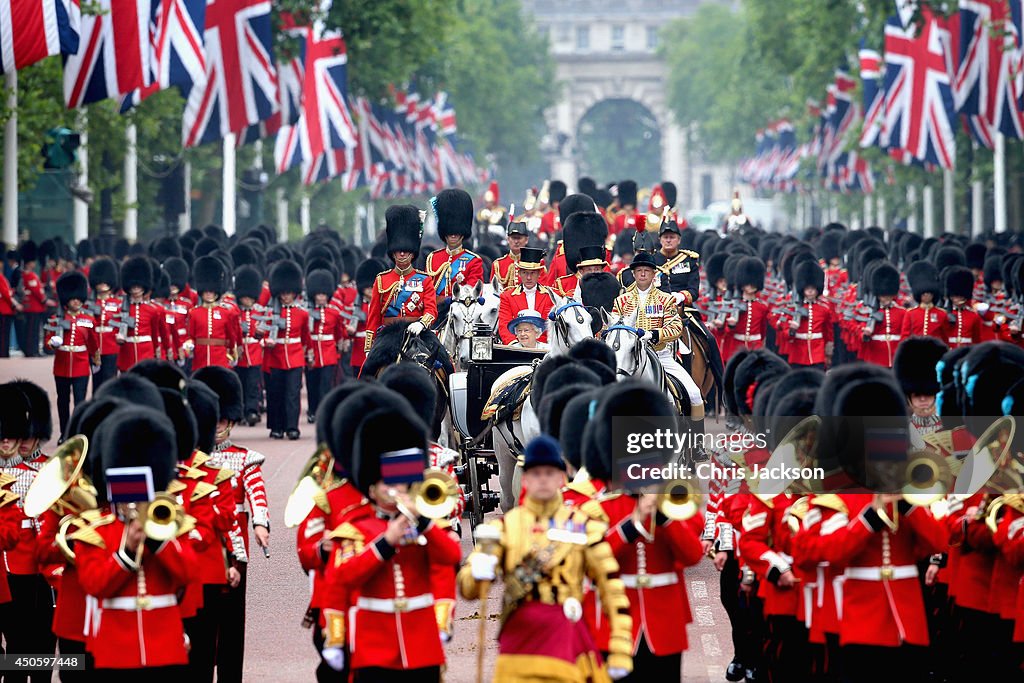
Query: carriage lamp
xmin=470 ymin=323 xmax=493 ymax=361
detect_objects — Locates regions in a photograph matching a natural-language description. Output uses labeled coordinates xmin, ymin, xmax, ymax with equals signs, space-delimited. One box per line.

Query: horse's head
xmin=474 ymin=278 xmax=502 ymax=332
xmin=548 ymin=291 xmax=595 ymax=354
xmin=602 ymin=308 xmax=643 ymax=378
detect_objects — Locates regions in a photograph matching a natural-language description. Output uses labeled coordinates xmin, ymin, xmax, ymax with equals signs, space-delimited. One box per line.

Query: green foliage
xmin=577 ymin=99 xmax=661 ymax=187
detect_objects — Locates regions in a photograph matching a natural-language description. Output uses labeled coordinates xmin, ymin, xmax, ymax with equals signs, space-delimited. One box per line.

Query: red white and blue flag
xmin=120 ymin=0 xmax=207 ymax=111
xmin=860 ymin=46 xmax=886 ymax=147
xmin=106 ymin=466 xmax=155 ymax=504
xmin=182 ymin=0 xmax=277 ymax=148
xmin=0 ymin=0 xmax=80 ymax=74
xmin=63 ymin=0 xmax=151 ymax=108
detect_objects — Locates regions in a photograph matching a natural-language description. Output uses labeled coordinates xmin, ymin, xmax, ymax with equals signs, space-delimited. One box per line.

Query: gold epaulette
xmin=69 ymin=514 xmax=115 ymax=549
xmin=0 ymin=491 xmax=18 ymax=509
xmin=191 ymin=481 xmax=218 ymax=502
xmin=215 ymin=468 xmax=236 ymax=486
xmin=0 ymin=472 xmax=16 ymax=488
xmin=786 ymin=496 xmax=810 ymax=520
xmin=565 ymin=480 xmax=597 ymax=499
xmin=681 ymin=249 xmax=700 ymax=259
xmin=752 ymin=493 xmax=775 ymax=507
xmin=167 ymin=480 xmax=188 ymax=496
xmin=177 ymin=463 xmax=206 ymax=480
xmin=177 ymin=514 xmax=197 ymax=537
xmin=327 ymin=521 xmax=364 ymax=542
xmin=582 ymin=516 xmax=609 ymax=545
xmin=80 ymin=509 xmax=106 ymax=523
xmin=810 ymin=494 xmax=848 ymax=515
xmin=578 ymin=499 xmax=608 ymax=523
xmin=191 ymin=452 xmax=211 ymax=469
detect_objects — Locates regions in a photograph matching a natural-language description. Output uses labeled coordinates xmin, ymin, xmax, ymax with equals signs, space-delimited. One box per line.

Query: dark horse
xmin=360 ymin=321 xmax=454 ymax=436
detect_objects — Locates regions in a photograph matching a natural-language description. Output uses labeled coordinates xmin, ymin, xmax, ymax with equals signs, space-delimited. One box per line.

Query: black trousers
xmin=184 ymin=585 xmax=222 ymax=682
xmin=0 ymin=314 xmax=12 ymax=357
xmin=15 ymin=313 xmax=44 ymax=357
xmin=55 ymin=376 xmax=89 ymax=439
xmin=954 ymin=606 xmax=1000 ymax=682
xmin=311 ymin=611 xmax=346 ymax=683
xmin=305 ymin=366 xmax=333 ymax=418
xmin=840 ymin=644 xmax=926 ymax=683
xmin=91 ymin=354 xmax=118 ymax=395
xmin=765 ymin=614 xmax=807 ymax=683
xmin=214 ymin=563 xmax=246 ymax=683
xmin=267 ymin=368 xmax=301 ymax=432
xmin=353 ymin=666 xmax=440 ymax=683
xmin=740 ymin=591 xmax=766 ymax=674
xmin=56 ymin=636 xmax=93 ymax=682
xmin=720 ymin=553 xmax=745 ymax=660
xmin=0 ymin=573 xmax=57 ymax=683
xmin=234 ymin=366 xmax=261 ymax=417
xmin=620 ymin=634 xmax=681 ymax=683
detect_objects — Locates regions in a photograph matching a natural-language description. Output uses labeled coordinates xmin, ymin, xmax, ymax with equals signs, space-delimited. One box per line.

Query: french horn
xmin=902 ymin=449 xmax=952 ymax=506
xmin=23 ymin=435 xmax=97 ymax=518
xmin=284 ymin=445 xmax=335 ymax=528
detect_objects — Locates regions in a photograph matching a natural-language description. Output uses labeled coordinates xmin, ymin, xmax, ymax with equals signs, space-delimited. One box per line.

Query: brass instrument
xmin=23 ymin=435 xmax=97 ymax=518
xmin=658 ymin=479 xmax=702 ymax=521
xmin=985 ymin=495 xmax=1007 ymax=534
xmin=54 ymin=508 xmax=106 ymax=563
xmin=953 ymin=416 xmax=1016 ymax=496
xmin=142 ymin=492 xmax=185 ymax=542
xmin=902 ymin=449 xmax=952 ymax=506
xmin=284 ymin=445 xmax=335 ymax=528
xmin=755 ymin=415 xmax=821 ymax=496
xmin=414 ymin=468 xmax=460 ymax=520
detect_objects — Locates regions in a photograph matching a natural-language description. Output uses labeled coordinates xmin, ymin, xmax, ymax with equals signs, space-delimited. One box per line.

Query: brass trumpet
xmin=284 ymin=445 xmax=335 ymax=528
xmin=658 ymin=479 xmax=702 ymax=521
xmin=902 ymin=449 xmax=952 ymax=506
xmin=142 ymin=493 xmax=186 ymax=542
xmin=414 ymin=468 xmax=460 ymax=520
xmin=23 ymin=435 xmax=97 ymax=518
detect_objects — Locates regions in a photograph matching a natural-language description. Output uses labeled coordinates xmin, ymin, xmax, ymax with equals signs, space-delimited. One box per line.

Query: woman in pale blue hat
xmin=507 ymin=308 xmax=548 ymax=350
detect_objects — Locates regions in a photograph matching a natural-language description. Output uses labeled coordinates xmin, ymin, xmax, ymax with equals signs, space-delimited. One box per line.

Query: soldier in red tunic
xmin=350 ymin=260 xmax=386 ymax=377
xmin=115 ymin=256 xmax=164 ymax=373
xmin=184 ymin=256 xmax=241 ymax=371
xmin=426 ymin=188 xmax=484 ymax=299
xmin=858 ymin=263 xmax=906 ymax=368
xmin=87 ymin=257 xmax=122 ymax=393
xmin=304 ymin=269 xmax=346 ymax=423
xmin=785 ymin=261 xmax=833 ymax=370
xmin=537 ymin=179 xmax=567 ymax=239
xmin=720 ymin=257 xmax=768 ymax=362
xmin=944 ymin=266 xmax=983 ymax=350
xmin=16 ymin=240 xmax=51 ymax=357
xmin=611 ymin=180 xmax=639 ymax=236
xmin=46 ymin=272 xmax=98 ymax=437
xmin=263 ymin=260 xmax=310 ymax=440
xmin=162 ymin=258 xmax=193 ymax=364
xmin=233 ymin=265 xmax=266 ymax=427
xmin=901 ymin=261 xmax=947 ymax=341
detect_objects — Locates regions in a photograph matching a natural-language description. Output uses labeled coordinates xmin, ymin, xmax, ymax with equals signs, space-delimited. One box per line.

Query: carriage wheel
xmin=467 ymin=447 xmax=484 ymax=531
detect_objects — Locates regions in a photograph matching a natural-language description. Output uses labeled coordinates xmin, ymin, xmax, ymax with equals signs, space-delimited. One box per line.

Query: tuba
xmin=284 ymin=445 xmax=335 ymax=528
xmin=23 ymin=435 xmax=97 ymax=518
xmin=658 ymin=479 xmax=702 ymax=521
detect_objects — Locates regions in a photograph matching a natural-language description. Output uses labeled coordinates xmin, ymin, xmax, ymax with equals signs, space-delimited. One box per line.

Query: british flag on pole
xmin=881 ymin=6 xmax=958 ymax=169
xmin=0 ymin=0 xmax=80 ymax=74
xmin=120 ymin=0 xmax=207 ymax=111
xmin=63 ymin=0 xmax=151 ymax=108
xmin=182 ymin=0 xmax=277 ymax=147
xmin=860 ymin=45 xmax=885 ymax=148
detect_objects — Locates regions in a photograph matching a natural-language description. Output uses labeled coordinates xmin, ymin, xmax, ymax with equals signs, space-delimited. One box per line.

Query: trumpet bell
xmin=757 ymin=416 xmax=820 ymax=496
xmin=659 ymin=479 xmax=702 ymax=521
xmin=415 ymin=469 xmax=460 ymax=520
xmin=143 ymin=493 xmax=181 ymax=542
xmin=23 ymin=435 xmax=96 ymax=518
xmin=903 ymin=449 xmax=952 ymax=506
xmin=953 ymin=416 xmax=1015 ymax=496
xmin=284 ymin=446 xmax=334 ymax=528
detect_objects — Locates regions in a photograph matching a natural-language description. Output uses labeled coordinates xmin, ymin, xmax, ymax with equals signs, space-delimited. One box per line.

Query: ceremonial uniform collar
xmin=524 ymin=493 xmax=563 ymax=519
xmin=395 ymin=265 xmax=415 ymax=277
xmin=214 ymin=439 xmax=234 ymax=452
xmin=0 ymin=454 xmax=24 ymax=468
xmin=446 ymin=246 xmax=464 ymax=256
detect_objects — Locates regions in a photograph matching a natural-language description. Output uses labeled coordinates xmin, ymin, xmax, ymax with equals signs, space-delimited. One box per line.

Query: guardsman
xmin=115 ymin=256 xmax=164 ymax=373
xmin=611 ymin=180 xmax=639 ymax=236
xmin=975 ymin=255 xmax=1006 ymax=341
xmin=263 ymin=260 xmax=310 ymax=440
xmin=17 ymin=240 xmax=49 ymax=357
xmin=350 ymin=260 xmax=385 ymax=377
xmin=459 ymin=435 xmax=634 ymax=681
xmin=496 ymin=247 xmax=556 ymax=345
xmin=87 ymin=257 xmax=122 ymax=392
xmin=233 ymin=265 xmax=266 ymax=427
xmin=0 ymin=259 xmax=21 ymax=357
xmin=364 ymin=206 xmax=437 ymax=354
xmin=944 ymin=266 xmax=983 ymax=350
xmin=720 ymin=257 xmax=768 ymax=362
xmin=784 ymin=261 xmax=833 ymax=370
xmin=893 ymin=336 xmax=948 ymax=436
xmin=492 ymin=220 xmax=545 ymax=289
xmin=46 ymin=272 xmax=98 ymax=437
xmin=324 ymin=404 xmax=461 ymax=682
xmin=162 ymin=258 xmax=193 ymax=363
xmin=538 ymin=180 xmax=567 ymax=238
xmin=184 ymin=256 xmax=241 ymax=371
xmin=304 ymin=269 xmax=346 ymax=423
xmin=818 ymin=229 xmax=848 ymax=299
xmin=476 ymin=181 xmax=509 ymax=234
xmin=901 ymin=261 xmax=947 ymax=341
xmin=426 ymin=188 xmax=484 ymax=299
xmin=554 ymin=245 xmax=608 ymax=299
xmin=194 ymin=366 xmax=270 ymax=683
xmin=858 ymin=263 xmax=906 ymax=368
xmin=75 ymin=407 xmax=197 ymax=676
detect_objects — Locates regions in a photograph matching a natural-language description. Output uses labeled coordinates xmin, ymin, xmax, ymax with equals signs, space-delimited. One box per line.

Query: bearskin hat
xmin=965 ymin=242 xmax=987 ymax=270
xmin=578 ymin=177 xmax=597 ymax=199
xmin=77 ymin=239 xmax=95 ymax=261
xmin=764 ymin=368 xmax=825 ymax=419
xmin=192 ymin=366 xmax=244 ymax=424
xmin=617 ymin=180 xmax=637 ymax=207
xmin=0 ymin=383 xmax=31 ymax=440
xmin=193 ymin=255 xmax=227 ymax=297
xmin=269 ymin=259 xmax=303 ymax=297
xmin=379 ymin=364 xmax=437 ymax=420
xmin=193 ymin=237 xmax=220 ymax=260
xmin=150 ymin=236 xmax=181 ymax=263
xmin=128 ymin=359 xmax=187 ymax=392
xmin=705 ymin=252 xmax=729 ymax=289
xmin=935 ymin=246 xmax=966 ymax=273
xmin=983 ymin=255 xmax=1004 ymax=289
xmin=568 ymin=338 xmax=616 ymax=371
xmin=580 ymin=273 xmax=621 ymax=314
xmin=88 ymin=257 xmax=118 ymax=291
xmin=817 ymin=229 xmax=844 ymax=262
xmin=723 ymin=350 xmax=752 ymax=417
xmin=10 ymin=380 xmax=51 ymax=441
xmin=94 ymin=374 xmax=163 ymax=411
xmin=234 ymin=265 xmax=263 ymax=302
xmin=56 ymin=271 xmax=88 ymax=308
xmin=944 ymin=266 xmax=975 ymax=300
xmin=893 ymin=336 xmax=948 ymax=397
xmin=732 ymin=349 xmax=790 ymax=418
xmin=549 ymin=180 xmax=568 ymax=204
xmin=152 ymin=271 xmax=171 ymax=299
xmin=330 ymin=386 xmax=413 ymax=478
xmin=735 ymin=256 xmax=766 ymax=291
xmin=18 ymin=240 xmax=38 ymax=264
xmin=229 ymin=242 xmax=261 ymax=271
xmin=202 ymin=224 xmax=228 ymax=245
xmin=546 ymin=364 xmax=602 ymax=394
xmin=907 ymin=261 xmax=940 ymax=302
xmin=559 ymin=193 xmax=598 ymax=227
xmin=315 ymin=379 xmax=365 ymax=450
xmin=356 ymin=258 xmax=387 ymax=292
xmin=562 ymin=211 xmax=608 ymax=274
xmin=795 ymin=260 xmax=825 ymax=295
xmin=529 ymin=355 xmax=577 ymax=412
xmin=584 ymin=380 xmax=675 ymax=482
xmin=870 ymin=262 xmax=901 ymax=297
xmin=560 ymin=389 xmax=601 ymax=472
xmin=158 ymin=388 xmax=199 ymax=462
xmin=96 ymin=407 xmax=178 ymax=494
xmin=305 ymin=258 xmax=337 ymax=284
xmin=186 ymin=380 xmax=220 ymax=453
xmin=433 ymin=188 xmax=473 ymax=240
xmin=163 ymin=257 xmax=189 ymax=291
xmin=540 ymin=384 xmax=592 ymax=441
xmin=385 ymin=205 xmax=423 ymax=256
xmin=120 ymin=255 xmax=153 ymax=292
xmin=305 ymin=269 xmax=336 ymax=300
xmin=351 ymin=407 xmax=428 ymax=495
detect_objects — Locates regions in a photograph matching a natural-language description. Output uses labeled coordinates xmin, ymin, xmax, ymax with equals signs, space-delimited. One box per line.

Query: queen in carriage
xmin=505 ymin=309 xmax=549 ymax=351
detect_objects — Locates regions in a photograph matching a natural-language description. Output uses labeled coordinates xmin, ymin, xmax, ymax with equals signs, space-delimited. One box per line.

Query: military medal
xmin=562 ymin=597 xmax=583 ymax=623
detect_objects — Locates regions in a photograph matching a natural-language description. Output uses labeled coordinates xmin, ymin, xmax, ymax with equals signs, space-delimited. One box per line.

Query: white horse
xmin=488 ymin=289 xmax=596 ymax=511
xmin=441 ymin=281 xmax=485 ymax=368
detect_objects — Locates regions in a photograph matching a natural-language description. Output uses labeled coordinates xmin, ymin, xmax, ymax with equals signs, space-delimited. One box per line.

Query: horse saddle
xmin=481 ymin=367 xmax=533 ymax=423
xmin=642 ymin=346 xmax=688 ymax=414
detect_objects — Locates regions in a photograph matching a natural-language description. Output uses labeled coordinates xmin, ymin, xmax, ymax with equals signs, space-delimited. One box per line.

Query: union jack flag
xmin=882 ymin=7 xmax=958 ymax=169
xmin=182 ymin=0 xmax=277 ymax=148
xmin=434 ymin=91 xmax=457 ymax=136
xmin=860 ymin=46 xmax=886 ymax=147
xmin=63 ymin=0 xmax=151 ymax=108
xmin=955 ymin=0 xmax=1024 ymax=143
xmin=0 ymin=0 xmax=80 ymax=74
xmin=120 ymin=0 xmax=207 ymax=111
xmin=818 ymin=65 xmax=858 ymax=174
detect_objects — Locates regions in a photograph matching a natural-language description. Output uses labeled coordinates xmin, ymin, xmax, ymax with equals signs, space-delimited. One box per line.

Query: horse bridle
xmin=549 ymin=301 xmax=588 ymax=345
xmin=603 ymin=323 xmax=644 ymax=377
xmin=448 ymin=295 xmax=481 ymax=341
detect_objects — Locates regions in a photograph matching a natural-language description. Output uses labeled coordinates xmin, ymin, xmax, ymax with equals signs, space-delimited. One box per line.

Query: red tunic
xmin=738 ymin=494 xmax=800 ymax=617
xmin=496 ymin=285 xmax=556 ymax=344
xmin=91 ymin=295 xmax=123 ymax=356
xmin=791 ymin=497 xmax=849 ymax=642
xmin=236 ymin=305 xmax=265 ymax=368
xmin=426 ymin=247 xmax=484 ymax=299
xmin=945 ymin=306 xmax=983 ymax=349
xmin=611 ymin=210 xmax=639 ymax=236
xmin=21 ymin=270 xmax=47 ymax=314
xmin=858 ymin=305 xmax=907 ymax=368
xmin=46 ymin=312 xmax=98 ymax=378
xmin=262 ymin=304 xmax=310 ymax=371
xmin=900 ymin=305 xmax=947 ymax=341
xmin=784 ymin=301 xmax=833 ymax=366
xmin=538 ymin=210 xmax=559 ymax=237
xmin=186 ymin=303 xmax=241 ymax=370
xmin=0 ymin=273 xmax=17 ymax=315
xmin=115 ymin=301 xmax=164 ymax=372
xmin=364 ymin=269 xmax=438 ymax=354
xmin=541 ymin=243 xmax=567 ymax=287
xmin=308 ymin=304 xmax=346 ymax=368
xmin=720 ymin=299 xmax=768 ymax=362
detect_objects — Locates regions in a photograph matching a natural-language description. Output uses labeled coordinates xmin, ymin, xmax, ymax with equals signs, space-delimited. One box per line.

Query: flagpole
xmin=922 ymin=184 xmax=935 ymax=238
xmin=942 ymin=169 xmax=954 ymax=235
xmin=124 ymin=123 xmax=138 ymax=241
xmin=223 ymin=132 xmax=237 ymax=236
xmin=864 ymin=193 xmax=873 ymax=228
xmin=300 ymin=194 xmax=310 ymax=236
xmin=73 ymin=111 xmax=89 ymax=243
xmin=907 ymin=185 xmax=919 ymax=234
xmin=971 ymin=175 xmax=984 ymax=237
xmin=3 ymin=71 xmax=18 ymax=248
xmin=275 ymin=187 xmax=288 ymax=243
xmin=994 ymin=132 xmax=1008 ymax=233
xmin=180 ymin=160 xmax=192 ymax=234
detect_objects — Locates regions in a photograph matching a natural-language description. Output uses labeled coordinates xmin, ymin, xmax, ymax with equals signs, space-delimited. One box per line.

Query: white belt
xmin=620 ymin=572 xmax=678 ymax=589
xmin=59 ymin=345 xmax=87 ymax=352
xmin=870 ymin=334 xmax=900 ymax=342
xmin=276 ymin=337 xmax=302 ymax=344
xmin=356 ymin=593 xmax=434 ymax=613
xmin=95 ymin=325 xmax=113 ymax=333
xmin=235 ymin=504 xmax=246 ymax=513
xmin=125 ymin=335 xmax=152 ymax=343
xmin=733 ymin=334 xmax=762 ymax=342
xmin=243 ymin=337 xmax=259 ymax=344
xmin=793 ymin=332 xmax=823 ymax=340
xmin=948 ymin=336 xmax=973 ymax=344
xmin=102 ymin=594 xmax=177 ymax=610
xmin=844 ymin=565 xmax=918 ymax=581
xmin=354 ymin=332 xmax=366 ymax=338
xmin=310 ymin=334 xmax=335 ymax=341
xmin=21 ymin=519 xmax=33 ymax=529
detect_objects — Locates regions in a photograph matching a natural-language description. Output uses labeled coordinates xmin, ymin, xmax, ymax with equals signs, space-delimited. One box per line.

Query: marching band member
xmin=16 ymin=241 xmax=49 ymax=357
xmin=304 ymin=270 xmax=346 ymax=423
xmin=426 ymin=189 xmax=483 ymax=299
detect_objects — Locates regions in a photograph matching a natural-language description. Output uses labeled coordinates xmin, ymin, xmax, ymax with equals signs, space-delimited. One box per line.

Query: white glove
xmin=608 ymin=667 xmax=629 ymax=680
xmin=439 ymin=630 xmax=452 ymax=644
xmin=470 ymin=553 xmax=498 ymax=581
xmin=49 ymin=336 xmax=63 ymax=348
xmin=407 ymin=321 xmax=425 ymax=336
xmin=974 ymin=302 xmax=990 ymax=314
xmin=672 ymin=292 xmax=685 ymax=305
xmin=182 ymin=339 xmax=195 ymax=355
xmin=321 ymin=646 xmax=345 ymax=672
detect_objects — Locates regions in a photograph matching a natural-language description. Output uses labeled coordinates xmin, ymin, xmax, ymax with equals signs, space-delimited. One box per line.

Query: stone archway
xmin=576 ymin=98 xmax=662 ymax=187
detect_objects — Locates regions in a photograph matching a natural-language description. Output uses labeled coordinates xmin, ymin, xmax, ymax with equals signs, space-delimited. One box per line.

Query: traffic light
xmin=41 ymin=127 xmax=81 ymax=170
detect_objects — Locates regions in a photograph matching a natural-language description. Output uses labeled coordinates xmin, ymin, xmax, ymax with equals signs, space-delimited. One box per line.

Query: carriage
xmin=448 ymin=342 xmax=547 ymax=530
